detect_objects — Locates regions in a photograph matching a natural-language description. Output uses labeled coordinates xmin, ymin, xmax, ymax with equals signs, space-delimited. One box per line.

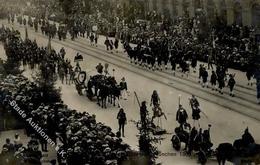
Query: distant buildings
xmin=144 ymin=0 xmax=260 ymax=26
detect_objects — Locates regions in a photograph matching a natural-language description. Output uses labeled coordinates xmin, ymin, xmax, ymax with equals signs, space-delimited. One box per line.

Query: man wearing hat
xmin=176 ymin=105 xmax=188 ymax=128
xmin=227 ymin=74 xmax=236 ymax=97
xmin=96 ymin=63 xmax=104 ymax=74
xmin=140 ymin=101 xmax=148 ymax=128
xmin=117 ymin=108 xmax=127 ymax=137
xmin=120 ymin=77 xmax=128 ymax=100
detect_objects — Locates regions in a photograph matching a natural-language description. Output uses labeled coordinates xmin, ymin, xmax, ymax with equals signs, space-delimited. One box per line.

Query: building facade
xmin=146 ymin=0 xmax=260 ymax=26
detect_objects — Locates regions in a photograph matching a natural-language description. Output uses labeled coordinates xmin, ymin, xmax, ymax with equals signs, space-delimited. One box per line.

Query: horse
xmin=109 ymin=85 xmax=121 ymax=108
xmin=216 ymin=141 xmax=260 ymax=165
xmin=96 ymin=83 xmax=109 ymax=109
xmin=124 ymin=44 xmax=138 ymax=63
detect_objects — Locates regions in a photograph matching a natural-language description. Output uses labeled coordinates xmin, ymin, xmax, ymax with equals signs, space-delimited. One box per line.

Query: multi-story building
xmin=145 ymin=0 xmax=260 ymax=26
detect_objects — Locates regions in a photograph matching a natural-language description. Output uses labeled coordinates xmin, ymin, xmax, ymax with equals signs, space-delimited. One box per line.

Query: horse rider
xmin=242 ymin=127 xmax=255 ymax=147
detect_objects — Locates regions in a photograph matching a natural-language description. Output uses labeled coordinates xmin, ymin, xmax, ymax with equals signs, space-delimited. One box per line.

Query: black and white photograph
xmin=0 ymin=0 xmax=260 ymax=164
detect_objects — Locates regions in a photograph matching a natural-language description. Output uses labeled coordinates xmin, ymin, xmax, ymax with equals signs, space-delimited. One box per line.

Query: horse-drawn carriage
xmin=74 ymin=72 xmax=122 ymax=109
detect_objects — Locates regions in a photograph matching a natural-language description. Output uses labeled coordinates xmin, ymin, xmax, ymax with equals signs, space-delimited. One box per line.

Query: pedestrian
xmin=110 ymin=40 xmax=114 ymax=53
xmin=254 ymin=69 xmax=260 ymax=104
xmin=90 ymin=33 xmax=95 ymax=46
xmin=104 ymin=37 xmax=110 ymax=51
xmin=140 ymin=101 xmax=148 ymax=128
xmin=210 ymin=71 xmax=217 ymax=90
xmin=191 ymin=54 xmax=197 ymax=73
xmin=217 ymin=71 xmax=225 ymax=95
xmin=2 ymin=138 xmax=15 ymax=153
xmin=170 ymin=55 xmax=176 ymax=76
xmin=104 ymin=63 xmax=109 ymax=75
xmin=201 ymin=68 xmax=208 ymax=88
xmin=192 ymin=106 xmax=201 ymax=128
xmin=59 ymin=66 xmax=65 ymax=84
xmin=114 ymin=38 xmax=119 ymax=53
xmin=13 ymin=133 xmax=22 ymax=151
xmin=189 ymin=95 xmax=200 ymax=110
xmin=23 ymin=18 xmax=26 ymax=26
xmin=94 ymin=33 xmax=98 ymax=47
xmin=119 ymin=77 xmax=128 ymax=100
xmin=227 ymin=74 xmax=236 ymax=97
xmin=198 ymin=64 xmax=204 ymax=83
xmin=150 ymin=90 xmax=160 ymax=107
xmin=246 ymin=67 xmax=254 ymax=86
xmin=176 ymin=105 xmax=188 ymax=128
xmin=96 ymin=63 xmax=104 ymax=74
xmin=117 ymin=108 xmax=127 ymax=137
xmin=40 ymin=125 xmax=48 ymax=152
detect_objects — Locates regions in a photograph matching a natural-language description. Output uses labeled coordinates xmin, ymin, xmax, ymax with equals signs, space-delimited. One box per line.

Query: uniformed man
xmin=150 ymin=90 xmax=160 ymax=107
xmin=96 ymin=63 xmax=104 ymax=74
xmin=119 ymin=77 xmax=128 ymax=100
xmin=117 ymin=108 xmax=127 ymax=137
xmin=227 ymin=74 xmax=236 ymax=97
xmin=176 ymin=105 xmax=188 ymax=127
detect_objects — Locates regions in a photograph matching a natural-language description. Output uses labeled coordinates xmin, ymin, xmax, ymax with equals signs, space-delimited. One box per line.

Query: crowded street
xmin=0 ymin=0 xmax=260 ymax=165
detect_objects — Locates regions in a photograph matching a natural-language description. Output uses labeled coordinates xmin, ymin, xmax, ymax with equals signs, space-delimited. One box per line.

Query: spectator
xmin=117 ymin=108 xmax=127 ymax=137
xmin=120 ymin=77 xmax=128 ymax=100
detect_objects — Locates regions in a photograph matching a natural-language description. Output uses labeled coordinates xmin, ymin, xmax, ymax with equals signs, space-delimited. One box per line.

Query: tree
xmin=32 ymin=61 xmax=61 ymax=104
xmin=137 ymin=104 xmax=159 ymax=164
xmin=59 ymin=0 xmax=75 ymax=16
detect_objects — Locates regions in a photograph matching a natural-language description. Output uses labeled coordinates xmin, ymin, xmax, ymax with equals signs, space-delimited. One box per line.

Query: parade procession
xmin=0 ymin=0 xmax=260 ymax=165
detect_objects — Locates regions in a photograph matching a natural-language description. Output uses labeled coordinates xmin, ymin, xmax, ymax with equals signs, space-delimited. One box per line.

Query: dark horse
xmin=96 ymin=82 xmax=110 ymax=109
xmin=85 ymin=75 xmax=122 ymax=108
xmin=124 ymin=43 xmax=138 ymax=64
xmin=216 ymin=141 xmax=260 ymax=165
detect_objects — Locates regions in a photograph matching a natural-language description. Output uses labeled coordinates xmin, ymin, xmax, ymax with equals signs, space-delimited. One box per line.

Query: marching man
xmin=227 ymin=74 xmax=236 ymax=97
xmin=120 ymin=77 xmax=128 ymax=100
xmin=189 ymin=95 xmax=201 ymax=127
xmin=189 ymin=95 xmax=200 ymax=109
xmin=150 ymin=90 xmax=160 ymax=107
xmin=176 ymin=104 xmax=188 ymax=128
xmin=96 ymin=63 xmax=104 ymax=74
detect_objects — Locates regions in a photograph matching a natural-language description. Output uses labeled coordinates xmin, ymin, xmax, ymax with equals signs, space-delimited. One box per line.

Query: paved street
xmin=1 ymin=19 xmax=259 ymax=165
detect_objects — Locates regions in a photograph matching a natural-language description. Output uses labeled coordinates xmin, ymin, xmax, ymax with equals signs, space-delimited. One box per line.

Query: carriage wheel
xmin=77 ymin=71 xmax=86 ymax=84
xmin=74 ymin=80 xmax=83 ymax=96
xmin=171 ymin=135 xmax=181 ymax=151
